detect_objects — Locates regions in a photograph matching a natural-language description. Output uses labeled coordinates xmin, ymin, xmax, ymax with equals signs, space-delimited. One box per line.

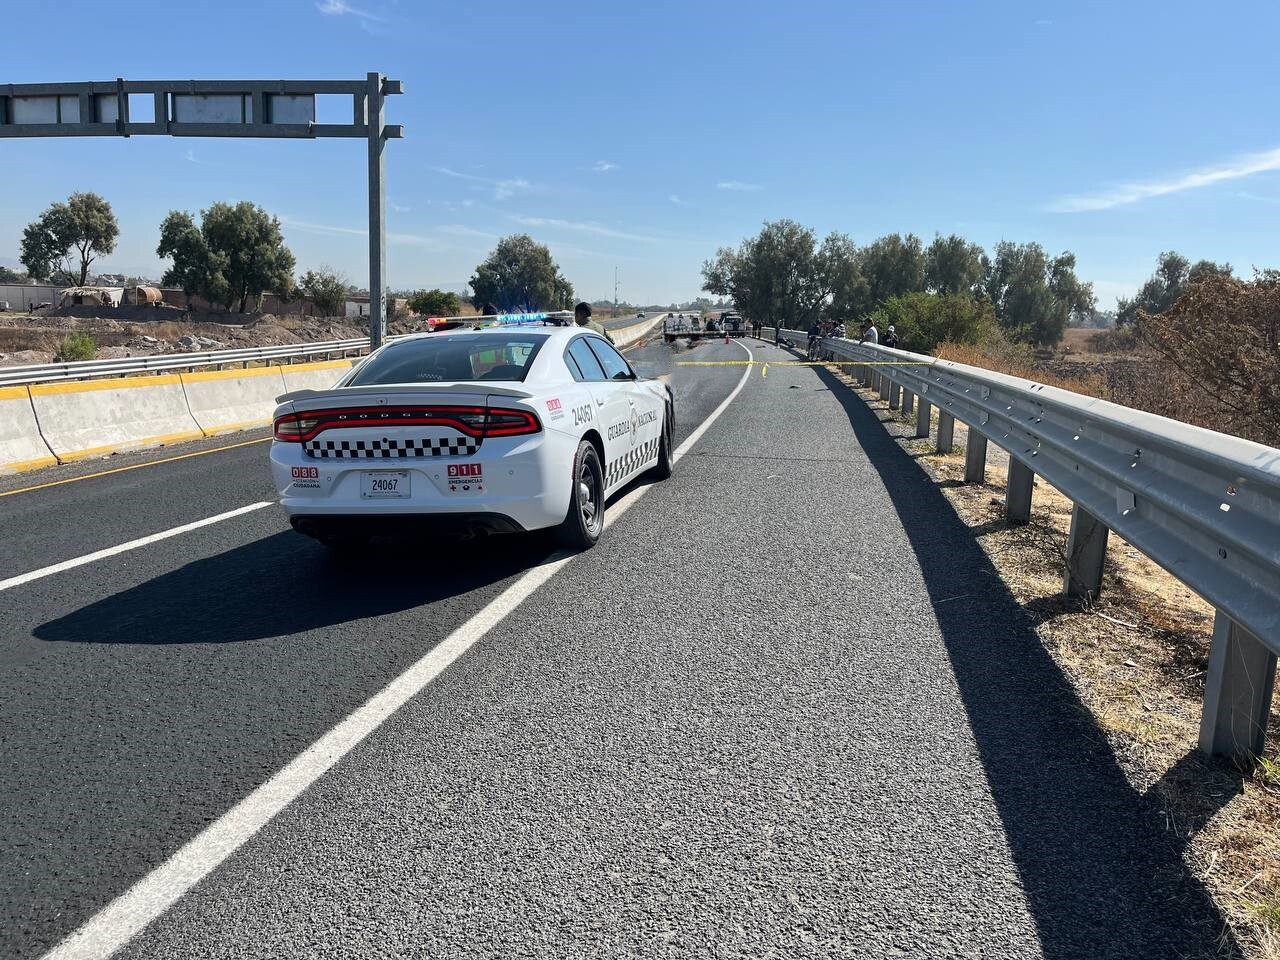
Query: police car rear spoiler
xmin=277 ymin=382 xmax=536 ymax=405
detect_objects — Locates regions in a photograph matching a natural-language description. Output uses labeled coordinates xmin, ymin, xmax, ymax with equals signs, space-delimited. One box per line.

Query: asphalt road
xmin=2 ymin=337 xmax=1237 ymax=958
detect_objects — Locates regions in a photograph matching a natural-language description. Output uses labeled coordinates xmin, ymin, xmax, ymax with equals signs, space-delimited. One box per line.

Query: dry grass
xmin=936 ymin=339 xmax=1107 ymax=397
xmin=826 ymin=362 xmax=1280 ymax=959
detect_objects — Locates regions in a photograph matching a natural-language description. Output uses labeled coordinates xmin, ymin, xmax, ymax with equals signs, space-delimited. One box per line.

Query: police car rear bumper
xmin=290 ymin=512 xmax=526 ymax=541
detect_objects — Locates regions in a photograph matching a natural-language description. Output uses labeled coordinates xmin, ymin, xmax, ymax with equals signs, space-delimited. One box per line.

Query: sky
xmin=4 ymin=0 xmax=1280 ymax=308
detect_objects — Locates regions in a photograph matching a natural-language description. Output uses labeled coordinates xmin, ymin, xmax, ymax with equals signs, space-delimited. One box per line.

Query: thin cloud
xmin=1050 ymin=146 xmax=1280 ymax=212
xmin=280 ymin=216 xmax=433 ymax=247
xmin=389 ymin=201 xmax=411 ymax=213
xmin=493 ymin=178 xmax=530 ymax=201
xmin=716 ymin=180 xmax=762 ymax=192
xmin=435 ymin=166 xmax=531 ymax=201
xmin=315 ymin=0 xmax=384 ymax=21
xmin=592 ymin=160 xmax=618 ymax=172
xmin=669 ymin=194 xmax=686 ymax=206
xmin=509 ymin=215 xmax=655 ymax=243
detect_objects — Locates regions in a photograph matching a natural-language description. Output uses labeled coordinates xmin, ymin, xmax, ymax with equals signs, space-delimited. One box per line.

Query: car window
xmin=346 ymin=333 xmax=548 ymax=385
xmin=587 ymin=337 xmax=634 ymax=381
xmin=566 ymin=338 xmax=607 ymax=381
xmin=563 ymin=350 xmax=585 ymax=381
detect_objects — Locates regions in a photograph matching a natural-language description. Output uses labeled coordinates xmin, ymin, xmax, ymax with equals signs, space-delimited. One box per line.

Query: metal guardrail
xmin=0 ymin=338 xmax=375 ymax=386
xmin=783 ymin=328 xmax=1279 ymax=761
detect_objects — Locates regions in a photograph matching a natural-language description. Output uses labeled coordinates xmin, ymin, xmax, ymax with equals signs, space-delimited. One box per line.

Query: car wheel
xmin=648 ymin=405 xmax=674 ymax=480
xmin=556 ymin=440 xmax=604 ymax=549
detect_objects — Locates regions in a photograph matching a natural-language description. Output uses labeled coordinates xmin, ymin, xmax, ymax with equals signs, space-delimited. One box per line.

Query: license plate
xmin=360 ymin=471 xmax=410 ymax=498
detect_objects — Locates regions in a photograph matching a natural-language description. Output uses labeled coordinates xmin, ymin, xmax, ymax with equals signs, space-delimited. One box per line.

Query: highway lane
xmin=101 ymin=341 xmax=1230 ymax=958
xmin=6 ymin=337 xmax=1234 ymax=958
xmin=0 ymin=336 xmax=749 ymax=959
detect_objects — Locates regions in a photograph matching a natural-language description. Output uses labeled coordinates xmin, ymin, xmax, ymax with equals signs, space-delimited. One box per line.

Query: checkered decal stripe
xmin=304 ymin=436 xmax=479 ymax=459
xmin=605 ymin=438 xmax=660 ymax=487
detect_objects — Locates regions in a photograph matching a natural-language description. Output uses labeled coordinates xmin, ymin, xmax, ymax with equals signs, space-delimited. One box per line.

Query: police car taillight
xmin=482 ymin=407 xmax=541 ymax=437
xmin=273 ymin=414 xmax=319 ymax=442
xmin=271 ymin=405 xmax=539 ymax=441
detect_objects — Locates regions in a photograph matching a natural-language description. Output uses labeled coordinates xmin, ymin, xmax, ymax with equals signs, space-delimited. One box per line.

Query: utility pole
xmin=614 ymin=266 xmax=619 ymax=318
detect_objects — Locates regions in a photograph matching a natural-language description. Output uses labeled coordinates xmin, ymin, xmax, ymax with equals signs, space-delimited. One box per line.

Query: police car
xmin=270 ymin=321 xmax=674 ymax=550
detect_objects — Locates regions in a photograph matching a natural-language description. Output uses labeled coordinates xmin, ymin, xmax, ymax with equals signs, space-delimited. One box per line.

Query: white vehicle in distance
xmin=270 ymin=323 xmax=675 ymax=551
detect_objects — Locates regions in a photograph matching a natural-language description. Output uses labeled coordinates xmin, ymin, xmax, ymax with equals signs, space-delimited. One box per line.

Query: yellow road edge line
xmin=0 ymin=435 xmax=272 ymax=498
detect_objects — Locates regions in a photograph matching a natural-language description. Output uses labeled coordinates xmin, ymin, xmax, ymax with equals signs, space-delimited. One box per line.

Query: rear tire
xmin=556 ymin=440 xmax=604 ymax=549
xmin=649 ymin=406 xmax=674 ymax=480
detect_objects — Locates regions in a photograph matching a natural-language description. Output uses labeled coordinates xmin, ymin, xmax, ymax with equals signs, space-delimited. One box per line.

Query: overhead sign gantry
xmin=0 ymin=74 xmax=404 ymax=348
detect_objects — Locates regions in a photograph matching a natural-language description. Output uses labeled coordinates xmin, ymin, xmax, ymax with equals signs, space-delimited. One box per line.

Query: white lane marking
xmin=673 ymin=339 xmax=752 ymax=461
xmin=0 ymin=502 xmax=273 ymax=594
xmin=40 ymin=340 xmax=756 ymax=960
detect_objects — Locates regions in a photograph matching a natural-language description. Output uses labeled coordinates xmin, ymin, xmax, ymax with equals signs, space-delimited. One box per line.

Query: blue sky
xmin=4 ymin=0 xmax=1280 ymax=307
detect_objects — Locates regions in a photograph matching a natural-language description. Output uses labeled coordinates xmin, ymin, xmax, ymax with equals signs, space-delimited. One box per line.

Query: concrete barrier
xmin=0 ymin=385 xmax=57 ymax=473
xmin=180 ymin=366 xmax=289 ymax=436
xmin=612 ymin=315 xmax=665 ymax=349
xmin=29 ymin=374 xmax=204 ymax=462
xmin=279 ymin=359 xmax=357 ymax=395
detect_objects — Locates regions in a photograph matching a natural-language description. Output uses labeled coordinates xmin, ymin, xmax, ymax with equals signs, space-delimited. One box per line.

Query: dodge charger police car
xmin=270 ymin=323 xmax=674 ymax=550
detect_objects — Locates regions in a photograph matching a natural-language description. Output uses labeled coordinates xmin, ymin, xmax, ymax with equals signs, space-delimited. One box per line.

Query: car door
xmin=585 ymin=336 xmax=663 ymax=488
xmin=565 ymin=335 xmax=631 ymax=489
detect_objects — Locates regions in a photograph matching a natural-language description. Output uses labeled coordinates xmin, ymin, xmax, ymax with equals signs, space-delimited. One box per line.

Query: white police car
xmin=270 ymin=323 xmax=674 ymax=550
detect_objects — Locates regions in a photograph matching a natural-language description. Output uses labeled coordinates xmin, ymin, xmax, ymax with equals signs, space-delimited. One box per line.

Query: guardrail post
xmin=862 ymin=365 xmax=873 ymax=388
xmin=879 ymin=375 xmax=891 ymax=402
xmin=1006 ymin=458 xmax=1034 ymax=524
xmin=915 ymin=400 xmax=931 ymax=438
xmin=1199 ymin=612 xmax=1276 ymax=761
xmin=1064 ymin=504 xmax=1109 ymax=600
xmin=964 ymin=430 xmax=987 ymax=483
xmin=902 ymin=390 xmax=915 ymax=416
xmin=936 ymin=411 xmax=954 ymax=452
xmin=889 ymin=382 xmax=902 ymax=410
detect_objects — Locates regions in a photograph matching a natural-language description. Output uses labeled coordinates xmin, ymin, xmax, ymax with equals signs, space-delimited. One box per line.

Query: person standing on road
xmin=882 ymin=324 xmax=899 ymax=349
xmin=575 ymin=301 xmax=614 ymax=344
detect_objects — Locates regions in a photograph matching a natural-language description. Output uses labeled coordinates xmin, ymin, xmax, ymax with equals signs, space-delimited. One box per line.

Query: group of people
xmin=807 ymin=318 xmax=899 ymax=358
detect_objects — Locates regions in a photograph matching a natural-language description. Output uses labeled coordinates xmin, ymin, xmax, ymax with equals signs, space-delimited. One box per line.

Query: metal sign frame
xmin=0 ymin=74 xmax=404 ymax=348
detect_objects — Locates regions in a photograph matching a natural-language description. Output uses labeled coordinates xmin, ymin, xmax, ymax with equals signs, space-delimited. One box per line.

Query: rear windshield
xmin=346 ymin=333 xmax=548 ymax=385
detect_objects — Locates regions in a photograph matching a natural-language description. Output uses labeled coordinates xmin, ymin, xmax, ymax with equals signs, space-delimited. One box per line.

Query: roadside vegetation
xmin=52 ymin=331 xmax=96 ymax=362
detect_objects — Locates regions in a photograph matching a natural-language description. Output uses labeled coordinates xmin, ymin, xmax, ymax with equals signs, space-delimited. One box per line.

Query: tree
xmin=156 ymin=202 xmax=295 ymax=312
xmin=157 ymin=211 xmax=224 ymax=309
xmin=200 ymin=202 xmax=296 ymax=313
xmin=1116 ymin=251 xmax=1232 ymax=326
xmin=20 ymin=192 xmax=119 ymax=286
xmin=856 ymin=233 xmax=926 ymax=308
xmin=984 ymin=241 xmax=1094 ymax=346
xmin=469 ymin=235 xmax=573 ymax=313
xmin=299 ymin=266 xmax=350 ymax=316
xmin=701 ymin=220 xmax=855 ymax=329
xmin=1138 ymin=272 xmax=1280 ymax=446
xmin=0 ymin=266 xmax=26 ymax=283
xmin=409 ymin=288 xmax=462 ymax=317
xmin=925 ymin=234 xmax=987 ymax=296
xmin=869 ymin=292 xmax=998 ymax=354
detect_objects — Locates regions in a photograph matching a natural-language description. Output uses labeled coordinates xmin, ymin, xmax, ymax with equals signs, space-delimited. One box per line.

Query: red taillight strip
xmin=272 ymin=405 xmax=540 ymax=443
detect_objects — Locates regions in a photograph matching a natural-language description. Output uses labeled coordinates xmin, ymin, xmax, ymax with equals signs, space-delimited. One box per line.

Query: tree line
xmin=14 ymin=192 xmax=578 ymax=318
xmin=702 ymin=220 xmax=1096 ymax=350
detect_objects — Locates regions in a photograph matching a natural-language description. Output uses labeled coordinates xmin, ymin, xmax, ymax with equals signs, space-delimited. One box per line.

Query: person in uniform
xmin=575 ymin=301 xmax=614 ymax=344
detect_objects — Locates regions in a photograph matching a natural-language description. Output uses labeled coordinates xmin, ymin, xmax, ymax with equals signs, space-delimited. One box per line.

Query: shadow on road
xmin=35 ymin=530 xmax=557 ymax=645
xmin=814 ymin=365 xmax=1241 ymax=959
